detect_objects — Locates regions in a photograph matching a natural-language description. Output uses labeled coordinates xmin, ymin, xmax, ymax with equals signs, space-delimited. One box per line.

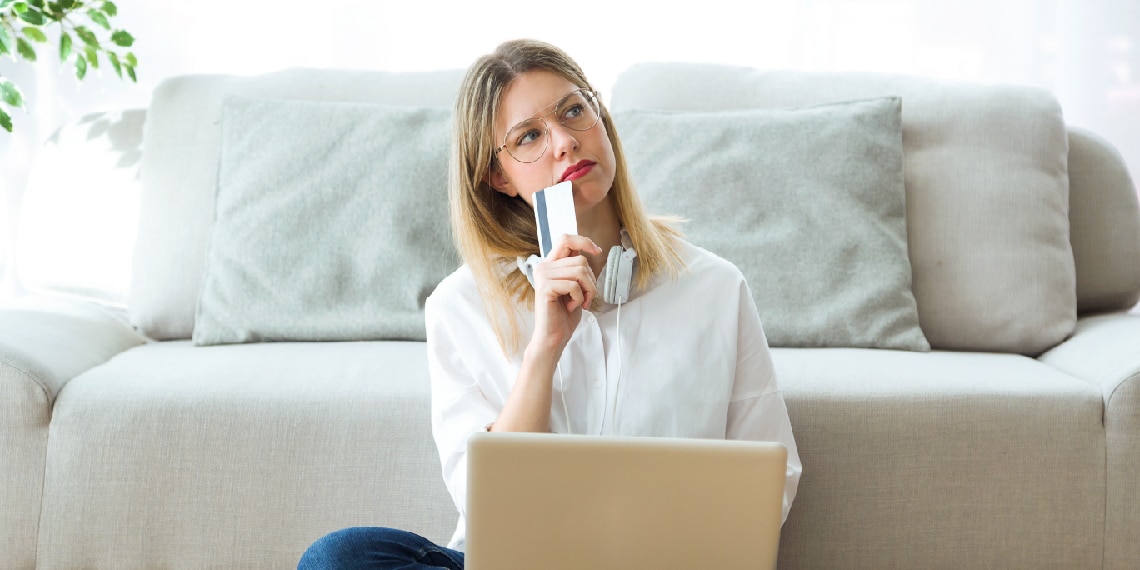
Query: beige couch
xmin=3 ymin=63 xmax=1139 ymax=569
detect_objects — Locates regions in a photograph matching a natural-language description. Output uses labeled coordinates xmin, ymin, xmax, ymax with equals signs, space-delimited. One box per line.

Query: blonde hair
xmin=450 ymin=39 xmax=685 ymax=354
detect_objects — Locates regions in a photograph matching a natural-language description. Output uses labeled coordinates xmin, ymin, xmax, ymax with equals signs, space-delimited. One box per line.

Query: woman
xmin=299 ymin=38 xmax=801 ymax=569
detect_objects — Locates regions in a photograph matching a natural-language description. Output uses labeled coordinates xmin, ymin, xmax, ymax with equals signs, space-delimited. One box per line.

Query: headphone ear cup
xmin=604 ymin=246 xmax=624 ymax=304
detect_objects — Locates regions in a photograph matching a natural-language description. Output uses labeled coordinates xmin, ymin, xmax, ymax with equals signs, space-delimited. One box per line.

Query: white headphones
xmin=517 ymin=232 xmax=637 ymax=436
xmin=601 ymin=245 xmax=638 ymax=305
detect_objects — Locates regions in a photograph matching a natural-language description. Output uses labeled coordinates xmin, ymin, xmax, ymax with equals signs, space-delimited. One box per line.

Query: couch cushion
xmin=37 ymin=341 xmax=457 ymax=569
xmin=132 ymin=69 xmax=464 ymax=340
xmin=611 ymin=63 xmax=1076 ymax=355
xmin=615 ymin=97 xmax=928 ymax=351
xmin=772 ymin=347 xmax=1104 ymax=569
xmin=193 ymin=96 xmax=457 ymax=345
xmin=1066 ymin=128 xmax=1140 ymax=314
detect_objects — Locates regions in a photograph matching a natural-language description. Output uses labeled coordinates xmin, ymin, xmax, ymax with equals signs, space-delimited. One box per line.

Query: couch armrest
xmin=0 ymin=295 xmax=147 ymax=398
xmin=0 ymin=295 xmax=145 ymax=569
xmin=1039 ymin=313 xmax=1140 ymax=570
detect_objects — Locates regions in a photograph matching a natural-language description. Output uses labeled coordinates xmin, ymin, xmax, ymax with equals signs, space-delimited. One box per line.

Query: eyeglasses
xmin=495 ymin=89 xmax=602 ymax=164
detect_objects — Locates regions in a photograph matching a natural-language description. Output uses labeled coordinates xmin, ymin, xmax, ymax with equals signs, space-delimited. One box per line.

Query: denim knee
xmin=298 ymin=526 xmax=402 ymax=569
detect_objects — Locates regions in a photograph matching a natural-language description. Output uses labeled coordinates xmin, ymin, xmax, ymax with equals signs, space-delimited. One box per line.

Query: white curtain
xmin=1 ymin=0 xmax=1137 ymax=298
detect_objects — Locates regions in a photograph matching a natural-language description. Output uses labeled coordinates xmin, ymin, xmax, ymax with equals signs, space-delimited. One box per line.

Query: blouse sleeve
xmin=425 ymin=292 xmax=499 ymax=521
xmin=725 ymin=280 xmax=802 ymax=525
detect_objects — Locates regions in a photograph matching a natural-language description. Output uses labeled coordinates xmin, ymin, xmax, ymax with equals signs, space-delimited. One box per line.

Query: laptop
xmin=464 ymin=432 xmax=787 ymax=570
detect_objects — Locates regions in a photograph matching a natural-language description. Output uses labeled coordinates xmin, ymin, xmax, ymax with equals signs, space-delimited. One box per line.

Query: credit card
xmin=533 ymin=181 xmax=577 ymax=258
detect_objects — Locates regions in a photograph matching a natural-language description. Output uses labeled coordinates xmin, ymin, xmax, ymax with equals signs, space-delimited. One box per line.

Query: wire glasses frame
xmin=494 ymin=89 xmax=602 ymax=164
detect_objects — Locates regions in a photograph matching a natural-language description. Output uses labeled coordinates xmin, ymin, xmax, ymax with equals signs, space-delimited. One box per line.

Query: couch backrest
xmin=609 ymin=62 xmax=1138 ymax=353
xmin=123 ymin=64 xmax=1140 ymax=347
xmin=1066 ymin=128 xmax=1140 ymax=313
xmin=130 ymin=68 xmax=464 ymax=340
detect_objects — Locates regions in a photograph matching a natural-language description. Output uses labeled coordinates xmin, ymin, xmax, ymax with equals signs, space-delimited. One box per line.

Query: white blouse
xmin=425 ymin=239 xmax=802 ymax=552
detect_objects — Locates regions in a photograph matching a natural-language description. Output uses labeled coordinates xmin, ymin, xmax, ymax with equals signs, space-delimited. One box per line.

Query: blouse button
xmin=594 ymin=380 xmax=602 ymax=389
xmin=587 ymin=314 xmax=596 ymax=324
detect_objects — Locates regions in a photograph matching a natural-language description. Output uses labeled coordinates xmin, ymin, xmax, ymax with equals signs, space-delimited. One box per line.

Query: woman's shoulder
xmin=673 ymin=238 xmax=748 ymax=285
xmin=427 ymin=260 xmax=519 ymax=314
xmin=426 ymin=264 xmax=481 ymax=313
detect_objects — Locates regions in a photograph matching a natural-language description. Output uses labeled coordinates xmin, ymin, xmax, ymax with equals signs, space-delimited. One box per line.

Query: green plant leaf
xmin=74 ymin=25 xmax=97 ymax=47
xmin=16 ymin=37 xmax=36 ymax=61
xmin=0 ymin=78 xmax=23 ymax=107
xmin=59 ymin=0 xmax=73 ymax=7
xmin=74 ymin=52 xmax=86 ymax=79
xmin=100 ymin=0 xmax=114 ymax=16
xmin=59 ymin=31 xmax=71 ymax=59
xmin=84 ymin=45 xmax=97 ymax=67
xmin=43 ymin=3 xmax=65 ymax=21
xmin=110 ymin=29 xmax=131 ymax=47
xmin=0 ymin=108 xmax=12 ymax=132
xmin=125 ymin=64 xmax=135 ymax=82
xmin=28 ymin=0 xmax=44 ymax=8
xmin=23 ymin=26 xmax=47 ymax=42
xmin=123 ymin=51 xmax=134 ymax=67
xmin=18 ymin=7 xmax=45 ymax=24
xmin=108 ymin=50 xmax=120 ymax=77
xmin=12 ymin=2 xmax=27 ymax=13
xmin=0 ymin=0 xmax=17 ymax=9
xmin=0 ymin=25 xmax=13 ymax=54
xmin=87 ymin=8 xmax=109 ymax=29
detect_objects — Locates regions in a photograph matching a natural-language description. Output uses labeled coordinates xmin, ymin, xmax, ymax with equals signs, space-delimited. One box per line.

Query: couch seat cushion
xmin=772 ymin=347 xmax=1105 ymax=569
xmin=37 ymin=340 xmax=456 ymax=570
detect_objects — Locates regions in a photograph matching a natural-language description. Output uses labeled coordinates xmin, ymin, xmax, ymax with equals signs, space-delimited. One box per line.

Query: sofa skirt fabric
xmin=36 ymin=341 xmax=456 ymax=570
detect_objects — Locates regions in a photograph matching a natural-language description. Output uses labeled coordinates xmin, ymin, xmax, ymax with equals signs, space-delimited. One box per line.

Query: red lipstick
xmin=559 ymin=160 xmax=595 ymax=183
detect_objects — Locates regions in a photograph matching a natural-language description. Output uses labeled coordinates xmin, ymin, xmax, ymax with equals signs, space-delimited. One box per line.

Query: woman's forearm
xmin=488 ymin=341 xmax=560 ymax=432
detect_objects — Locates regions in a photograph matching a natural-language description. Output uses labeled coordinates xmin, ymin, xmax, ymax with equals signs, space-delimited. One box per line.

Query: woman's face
xmin=488 ymin=70 xmax=617 ymax=217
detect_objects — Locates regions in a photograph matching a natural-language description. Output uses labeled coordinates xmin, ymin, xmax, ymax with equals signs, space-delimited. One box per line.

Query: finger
xmin=543 ymin=279 xmax=584 ymax=311
xmin=548 ymin=234 xmax=603 ymax=261
xmin=535 ymin=261 xmax=596 ymax=306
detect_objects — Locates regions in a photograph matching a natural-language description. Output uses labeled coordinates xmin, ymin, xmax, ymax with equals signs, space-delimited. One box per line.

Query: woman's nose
xmin=547 ymin=121 xmax=579 ymax=159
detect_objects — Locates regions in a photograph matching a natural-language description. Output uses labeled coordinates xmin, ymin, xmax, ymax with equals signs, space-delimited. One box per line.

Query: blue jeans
xmin=298 ymin=527 xmax=464 ymax=569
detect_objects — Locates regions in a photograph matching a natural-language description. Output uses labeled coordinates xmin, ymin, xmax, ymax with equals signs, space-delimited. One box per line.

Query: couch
xmin=3 ymin=62 xmax=1139 ymax=569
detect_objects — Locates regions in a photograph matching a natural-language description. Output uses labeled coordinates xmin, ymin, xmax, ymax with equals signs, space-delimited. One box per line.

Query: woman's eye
xmin=516 ymin=128 xmax=542 ymax=147
xmin=562 ymin=104 xmax=584 ymax=120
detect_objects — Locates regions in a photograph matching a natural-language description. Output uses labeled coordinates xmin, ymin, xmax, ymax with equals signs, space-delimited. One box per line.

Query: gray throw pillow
xmin=193 ymin=96 xmax=458 ymax=346
xmin=615 ymin=97 xmax=930 ymax=351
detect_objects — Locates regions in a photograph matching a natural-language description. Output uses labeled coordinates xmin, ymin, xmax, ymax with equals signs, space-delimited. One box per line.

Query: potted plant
xmin=0 ymin=0 xmax=136 ymax=132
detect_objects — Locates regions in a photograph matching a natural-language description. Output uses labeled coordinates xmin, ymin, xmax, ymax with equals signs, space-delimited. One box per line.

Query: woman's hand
xmin=489 ymin=234 xmax=600 ymax=434
xmin=530 ymin=234 xmax=602 ymax=356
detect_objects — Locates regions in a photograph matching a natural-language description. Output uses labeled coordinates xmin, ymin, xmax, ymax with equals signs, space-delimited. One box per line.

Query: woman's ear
xmin=487 ymin=163 xmax=517 ymax=197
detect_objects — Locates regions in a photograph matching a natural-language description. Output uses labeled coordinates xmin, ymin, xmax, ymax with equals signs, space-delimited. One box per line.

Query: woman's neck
xmin=577 ymin=195 xmax=623 ymax=279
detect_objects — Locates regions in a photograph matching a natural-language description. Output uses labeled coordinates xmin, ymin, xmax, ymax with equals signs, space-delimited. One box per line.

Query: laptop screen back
xmin=465 ymin=433 xmax=786 ymax=570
